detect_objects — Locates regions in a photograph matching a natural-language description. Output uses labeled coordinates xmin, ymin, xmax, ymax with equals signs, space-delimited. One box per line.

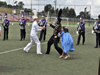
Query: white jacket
xmin=30 ymin=21 xmax=42 ymax=36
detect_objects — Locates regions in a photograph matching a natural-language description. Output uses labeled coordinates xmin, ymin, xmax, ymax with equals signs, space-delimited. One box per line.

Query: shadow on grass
xmin=67 ymin=56 xmax=82 ymax=60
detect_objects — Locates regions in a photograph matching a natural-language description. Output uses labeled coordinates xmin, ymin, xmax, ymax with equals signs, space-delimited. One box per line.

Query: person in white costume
xmin=23 ymin=16 xmax=45 ymax=54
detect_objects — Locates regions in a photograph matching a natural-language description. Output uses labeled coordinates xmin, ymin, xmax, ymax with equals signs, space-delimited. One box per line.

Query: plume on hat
xmin=32 ymin=9 xmax=38 ymax=19
xmin=58 ymin=9 xmax=62 ymax=18
xmin=57 ymin=9 xmax=62 ymax=23
xmin=21 ymin=11 xmax=25 ymax=18
xmin=98 ymin=14 xmax=100 ymax=19
xmin=42 ymin=12 xmax=45 ymax=17
xmin=5 ymin=13 xmax=7 ymax=16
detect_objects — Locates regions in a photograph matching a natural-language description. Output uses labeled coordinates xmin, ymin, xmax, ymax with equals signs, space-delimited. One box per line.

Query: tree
xmin=68 ymin=8 xmax=76 ymax=18
xmin=76 ymin=7 xmax=91 ymax=19
xmin=44 ymin=4 xmax=52 ymax=12
xmin=0 ymin=1 xmax=7 ymax=7
xmin=62 ymin=7 xmax=69 ymax=17
xmin=44 ymin=4 xmax=76 ymax=18
xmin=44 ymin=4 xmax=55 ymax=18
xmin=50 ymin=7 xmax=54 ymax=16
xmin=66 ymin=7 xmax=69 ymax=17
xmin=7 ymin=4 xmax=12 ymax=8
xmin=18 ymin=1 xmax=24 ymax=9
xmin=77 ymin=11 xmax=90 ymax=19
xmin=55 ymin=8 xmax=58 ymax=15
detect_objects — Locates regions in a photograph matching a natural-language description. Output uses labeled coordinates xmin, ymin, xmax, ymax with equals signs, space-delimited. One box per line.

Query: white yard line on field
xmin=0 ymin=32 xmax=91 ymax=55
xmin=0 ymin=48 xmax=23 ymax=55
xmin=0 ymin=42 xmax=47 ymax=55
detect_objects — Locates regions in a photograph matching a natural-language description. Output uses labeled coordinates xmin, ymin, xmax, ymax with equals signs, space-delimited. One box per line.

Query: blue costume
xmin=2 ymin=19 xmax=10 ymax=40
xmin=58 ymin=32 xmax=75 ymax=53
xmin=19 ymin=19 xmax=26 ymax=41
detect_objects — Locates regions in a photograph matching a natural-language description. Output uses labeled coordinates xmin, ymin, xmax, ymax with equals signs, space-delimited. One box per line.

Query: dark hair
xmin=64 ymin=29 xmax=69 ymax=32
xmin=64 ymin=27 xmax=69 ymax=32
xmin=62 ymin=26 xmax=65 ymax=29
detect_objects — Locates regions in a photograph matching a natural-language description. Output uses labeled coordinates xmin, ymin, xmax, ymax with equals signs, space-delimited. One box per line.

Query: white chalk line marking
xmin=0 ymin=42 xmax=47 ymax=55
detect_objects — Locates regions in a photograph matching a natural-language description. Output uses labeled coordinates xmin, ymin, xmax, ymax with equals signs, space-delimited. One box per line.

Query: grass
xmin=0 ymin=22 xmax=99 ymax=75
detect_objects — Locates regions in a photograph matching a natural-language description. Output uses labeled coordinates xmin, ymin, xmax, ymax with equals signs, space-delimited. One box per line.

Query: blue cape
xmin=58 ymin=32 xmax=75 ymax=53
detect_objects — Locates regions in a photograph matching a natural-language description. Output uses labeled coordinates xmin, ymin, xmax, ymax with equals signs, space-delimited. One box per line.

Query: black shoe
xmin=76 ymin=44 xmax=79 ymax=45
xmin=39 ymin=39 xmax=41 ymax=41
xmin=20 ymin=39 xmax=22 ymax=41
xmin=45 ymin=52 xmax=49 ymax=54
xmin=94 ymin=46 xmax=98 ymax=48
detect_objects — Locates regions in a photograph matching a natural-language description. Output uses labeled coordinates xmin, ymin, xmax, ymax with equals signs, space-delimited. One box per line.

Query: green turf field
xmin=0 ymin=22 xmax=99 ymax=75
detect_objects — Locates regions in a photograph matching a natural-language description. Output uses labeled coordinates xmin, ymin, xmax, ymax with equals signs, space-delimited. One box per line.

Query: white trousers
xmin=24 ymin=34 xmax=41 ymax=53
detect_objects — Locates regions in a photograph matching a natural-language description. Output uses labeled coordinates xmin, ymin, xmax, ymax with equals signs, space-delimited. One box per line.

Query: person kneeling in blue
xmin=58 ymin=26 xmax=75 ymax=59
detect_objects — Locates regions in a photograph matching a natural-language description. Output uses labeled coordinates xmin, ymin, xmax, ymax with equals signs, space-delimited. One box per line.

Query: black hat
xmin=4 ymin=13 xmax=7 ymax=18
xmin=42 ymin=13 xmax=45 ymax=18
xmin=21 ymin=11 xmax=25 ymax=18
xmin=57 ymin=9 xmax=62 ymax=23
xmin=80 ymin=14 xmax=84 ymax=20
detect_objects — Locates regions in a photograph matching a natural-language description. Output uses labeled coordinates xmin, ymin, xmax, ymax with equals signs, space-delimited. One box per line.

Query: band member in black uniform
xmin=76 ymin=17 xmax=85 ymax=45
xmin=45 ymin=9 xmax=63 ymax=55
xmin=39 ymin=15 xmax=47 ymax=41
xmin=93 ymin=15 xmax=100 ymax=48
xmin=19 ymin=15 xmax=26 ymax=41
xmin=2 ymin=13 xmax=10 ymax=41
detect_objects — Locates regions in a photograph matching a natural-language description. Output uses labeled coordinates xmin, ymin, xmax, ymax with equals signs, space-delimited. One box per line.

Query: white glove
xmin=0 ymin=27 xmax=1 ymax=30
xmin=92 ymin=30 xmax=95 ymax=35
xmin=77 ymin=22 xmax=79 ymax=25
xmin=76 ymin=31 xmax=79 ymax=35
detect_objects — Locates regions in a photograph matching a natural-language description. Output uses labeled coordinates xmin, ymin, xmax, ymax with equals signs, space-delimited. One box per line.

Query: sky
xmin=1 ymin=0 xmax=100 ymax=18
